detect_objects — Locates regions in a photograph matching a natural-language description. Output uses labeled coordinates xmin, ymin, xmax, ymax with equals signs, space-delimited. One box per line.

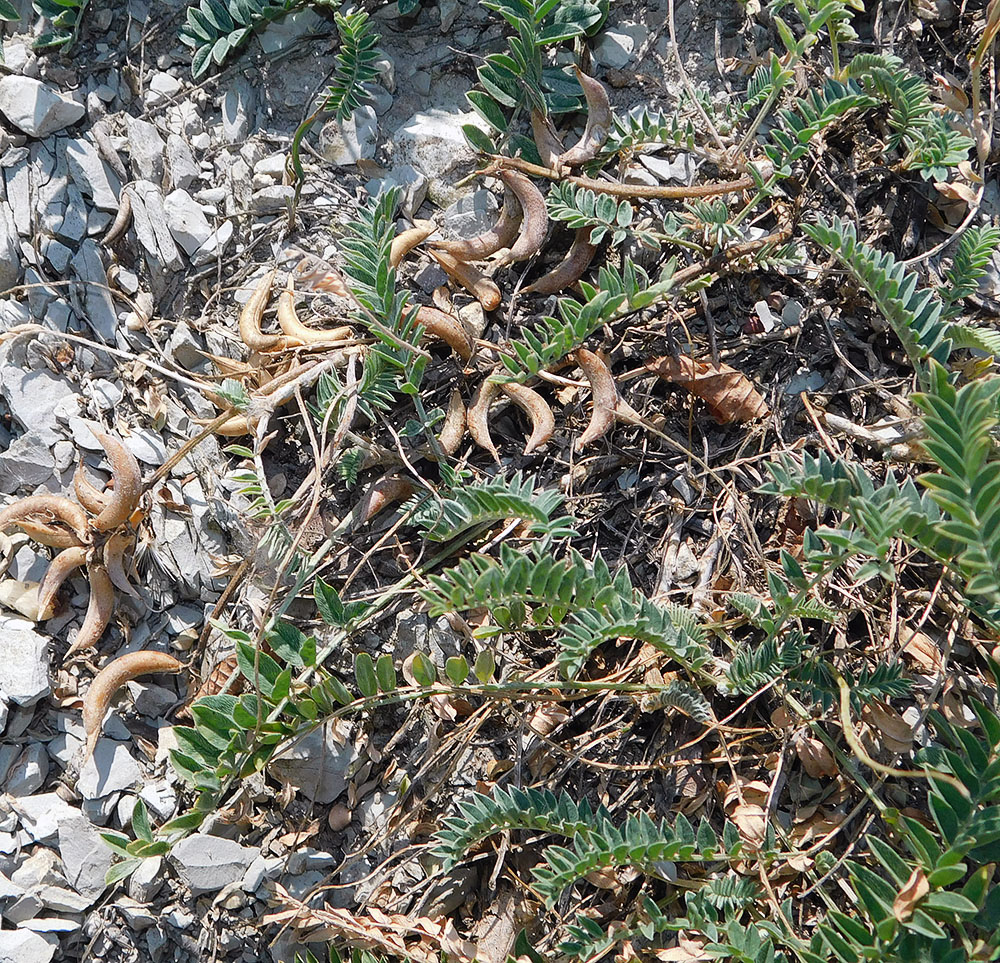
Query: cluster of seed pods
xmin=0 ymin=429 xmax=142 ymax=657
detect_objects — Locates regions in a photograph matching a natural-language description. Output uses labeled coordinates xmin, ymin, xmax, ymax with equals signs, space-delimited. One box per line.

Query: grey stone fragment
xmin=0 ymin=202 xmax=18 ymax=291
xmin=9 ymin=793 xmax=76 ymax=843
xmin=0 ymin=77 xmax=84 ymax=138
xmin=250 ymin=185 xmax=294 ymax=214
xmin=41 ymin=237 xmax=72 ymax=274
xmin=56 ymin=185 xmax=88 ymax=243
xmin=5 ymin=890 xmax=44 ymax=922
xmin=11 ymin=849 xmax=64 ymax=890
xmin=69 ymin=239 xmax=117 ymax=341
xmin=57 ymin=811 xmax=111 ymax=901
xmin=171 ymin=835 xmax=257 ymax=896
xmin=0 ymin=432 xmax=54 ymax=493
xmin=127 ymin=855 xmax=163 ymax=902
xmin=0 ymin=616 xmax=49 ymax=705
xmin=364 ymin=163 xmax=426 ymax=219
xmin=145 ymin=72 xmax=182 ymax=108
xmin=592 ymin=23 xmax=645 ymax=68
xmin=258 ymin=6 xmax=324 ymax=52
xmin=125 ymin=116 xmax=165 ymax=181
xmin=221 ymin=80 xmax=255 ymax=143
xmin=128 ymin=180 xmax=182 ymax=273
xmin=391 ymin=109 xmax=488 ymax=206
xmin=439 ymin=0 xmax=460 ymax=31
xmin=165 ymin=133 xmax=198 ymax=190
xmin=163 ymin=189 xmax=212 ymax=255
xmin=319 ymin=106 xmax=378 ymax=167
xmin=36 ymin=884 xmax=91 ymax=912
xmin=4 ymin=153 xmax=31 ymax=237
xmin=65 ymin=136 xmax=121 ymax=211
xmin=0 ymin=365 xmax=76 ymax=444
xmin=76 ymin=739 xmax=141 ymax=799
xmin=190 ymin=220 xmax=233 ymax=267
xmin=270 ymin=720 xmax=357 ymax=803
xmin=4 ymin=743 xmax=48 ymax=796
xmin=0 ymin=928 xmax=54 ymax=963
xmin=439 ymin=189 xmax=498 ymax=241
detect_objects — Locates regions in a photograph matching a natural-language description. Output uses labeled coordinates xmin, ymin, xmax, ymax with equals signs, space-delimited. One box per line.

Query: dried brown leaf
xmin=646 ymin=354 xmax=769 ymax=423
xmin=893 ymin=867 xmax=929 ymax=922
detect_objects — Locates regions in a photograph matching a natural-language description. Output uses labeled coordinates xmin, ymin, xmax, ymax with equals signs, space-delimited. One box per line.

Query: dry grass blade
xmin=82 ymin=650 xmax=183 ymax=758
xmin=645 ymin=354 xmax=769 ymax=423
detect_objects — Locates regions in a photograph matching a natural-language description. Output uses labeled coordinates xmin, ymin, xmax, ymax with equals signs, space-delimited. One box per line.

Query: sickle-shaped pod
xmin=428 ymin=250 xmax=502 ymax=311
xmin=239 ymin=270 xmax=301 ymax=352
xmin=88 ymin=430 xmax=142 ymax=533
xmin=430 ymin=190 xmax=522 ymax=261
xmin=557 ymin=67 xmax=612 ymax=168
xmin=574 ymin=348 xmax=619 ymax=451
xmin=436 ymin=389 xmax=467 ymax=457
xmin=501 ymin=383 xmax=555 ymax=454
xmin=103 ymin=531 xmax=138 ymax=598
xmin=467 ymin=378 xmax=503 ymax=462
xmin=65 ymin=561 xmax=116 ymax=658
xmin=0 ymin=495 xmax=92 ymax=545
xmin=495 ymin=170 xmax=548 ymax=264
xmin=531 ymin=108 xmax=565 ymax=170
xmin=36 ymin=545 xmax=88 ymax=618
xmin=277 ymin=276 xmax=353 ymax=345
xmin=390 ymin=221 xmax=437 ymax=268
xmin=523 ymin=228 xmax=598 ymax=295
xmin=415 ymin=306 xmax=474 ymax=361
xmin=74 ymin=460 xmax=110 ymax=515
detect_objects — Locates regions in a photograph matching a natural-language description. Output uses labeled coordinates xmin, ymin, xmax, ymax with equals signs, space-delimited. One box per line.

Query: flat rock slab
xmin=0 ymin=77 xmax=84 ymax=138
xmin=57 ymin=811 xmax=112 ymax=902
xmin=0 ymin=929 xmax=54 ymax=963
xmin=0 ymin=617 xmax=50 ymax=706
xmin=171 ymin=835 xmax=257 ymax=896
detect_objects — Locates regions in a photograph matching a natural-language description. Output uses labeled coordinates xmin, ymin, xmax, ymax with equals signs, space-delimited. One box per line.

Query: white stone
xmin=69 ymin=239 xmax=118 ymax=341
xmin=0 ymin=929 xmax=54 ymax=963
xmin=258 ymin=7 xmax=324 ymax=53
xmin=270 ymin=719 xmax=357 ymax=803
xmin=127 ymin=855 xmax=163 ymax=902
xmin=250 ymin=185 xmax=294 ymax=214
xmin=125 ymin=116 xmax=165 ymax=181
xmin=364 ymin=163 xmax=427 ymax=219
xmin=57 ymin=811 xmax=111 ymax=901
xmin=592 ymin=23 xmax=645 ymax=69
xmin=0 ymin=617 xmax=49 ymax=705
xmin=9 ymin=793 xmax=77 ymax=844
xmin=145 ymin=72 xmax=182 ymax=108
xmin=0 ymin=77 xmax=84 ymax=138
xmin=76 ymin=739 xmax=141 ymax=799
xmin=165 ymin=133 xmax=199 ymax=190
xmin=163 ymin=189 xmax=212 ymax=256
xmin=170 ymin=835 xmax=257 ymax=896
xmin=319 ymin=105 xmax=378 ymax=167
xmin=0 ymin=202 xmax=18 ymax=292
xmin=4 ymin=743 xmax=48 ymax=796
xmin=391 ymin=108 xmax=489 ymax=206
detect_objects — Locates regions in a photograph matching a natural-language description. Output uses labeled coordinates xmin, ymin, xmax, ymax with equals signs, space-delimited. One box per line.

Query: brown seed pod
xmin=557 ymin=67 xmax=612 ymax=168
xmin=501 ymin=383 xmax=555 ymax=454
xmin=531 ymin=108 xmax=565 ymax=170
xmin=575 ymin=348 xmax=619 ymax=451
xmin=437 ymin=389 xmax=467 ymax=457
xmin=277 ymin=276 xmax=353 ymax=345
xmin=65 ymin=561 xmax=115 ymax=658
xmin=428 ymin=249 xmax=502 ymax=311
xmin=523 ymin=227 xmax=598 ymax=295
xmin=495 ymin=170 xmax=548 ymax=264
xmin=357 ymin=473 xmax=415 ymax=525
xmin=239 ymin=270 xmax=300 ymax=352
xmin=82 ymin=650 xmax=183 ymax=759
xmin=415 ymin=305 xmax=474 ymax=361
xmin=468 ymin=378 xmax=502 ymax=462
xmin=196 ymin=414 xmax=256 ymax=436
xmin=389 ymin=221 xmax=437 ymax=268
xmin=88 ymin=430 xmax=142 ymax=533
xmin=74 ymin=460 xmax=110 ymax=515
xmin=15 ymin=519 xmax=87 ymax=549
xmin=430 ymin=191 xmax=522 ymax=261
xmin=103 ymin=531 xmax=138 ymax=599
xmin=102 ymin=189 xmax=133 ymax=248
xmin=0 ymin=495 xmax=92 ymax=545
xmin=36 ymin=545 xmax=88 ymax=618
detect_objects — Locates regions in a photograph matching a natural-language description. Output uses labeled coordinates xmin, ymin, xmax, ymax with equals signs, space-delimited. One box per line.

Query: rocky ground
xmin=0 ymin=0 xmax=997 ymax=962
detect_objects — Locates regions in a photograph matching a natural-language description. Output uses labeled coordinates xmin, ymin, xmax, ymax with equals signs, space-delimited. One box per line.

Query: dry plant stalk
xmin=82 ymin=650 xmax=183 ymax=758
xmin=645 ymin=354 xmax=769 ymax=423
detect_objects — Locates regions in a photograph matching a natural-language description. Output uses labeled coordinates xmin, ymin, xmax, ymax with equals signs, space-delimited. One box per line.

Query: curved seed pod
xmin=15 ymin=519 xmax=87 ymax=549
xmin=430 ymin=191 xmax=522 ymax=261
xmin=357 ymin=473 xmax=415 ymax=525
xmin=437 ymin=389 xmax=466 ymax=457
xmin=37 ymin=545 xmax=88 ymax=618
xmin=390 ymin=221 xmax=436 ymax=268
xmin=239 ymin=270 xmax=299 ymax=352
xmin=102 ymin=189 xmax=133 ymax=247
xmin=88 ymin=430 xmax=142 ymax=532
xmin=575 ymin=348 xmax=619 ymax=451
xmin=103 ymin=531 xmax=138 ymax=599
xmin=277 ymin=276 xmax=353 ymax=345
xmin=501 ymin=383 xmax=555 ymax=454
xmin=468 ymin=378 xmax=502 ymax=462
xmin=0 ymin=495 xmax=91 ymax=544
xmin=74 ymin=460 xmax=110 ymax=515
xmin=65 ymin=562 xmax=115 ymax=658
xmin=415 ymin=305 xmax=474 ymax=361
xmin=523 ymin=228 xmax=598 ymax=295
xmin=428 ymin=250 xmax=502 ymax=311
xmin=558 ymin=67 xmax=612 ymax=167
xmin=531 ymin=108 xmax=565 ymax=170
xmin=83 ymin=650 xmax=183 ymax=758
xmin=495 ymin=170 xmax=548 ymax=264
xmin=195 ymin=414 xmax=255 ymax=436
